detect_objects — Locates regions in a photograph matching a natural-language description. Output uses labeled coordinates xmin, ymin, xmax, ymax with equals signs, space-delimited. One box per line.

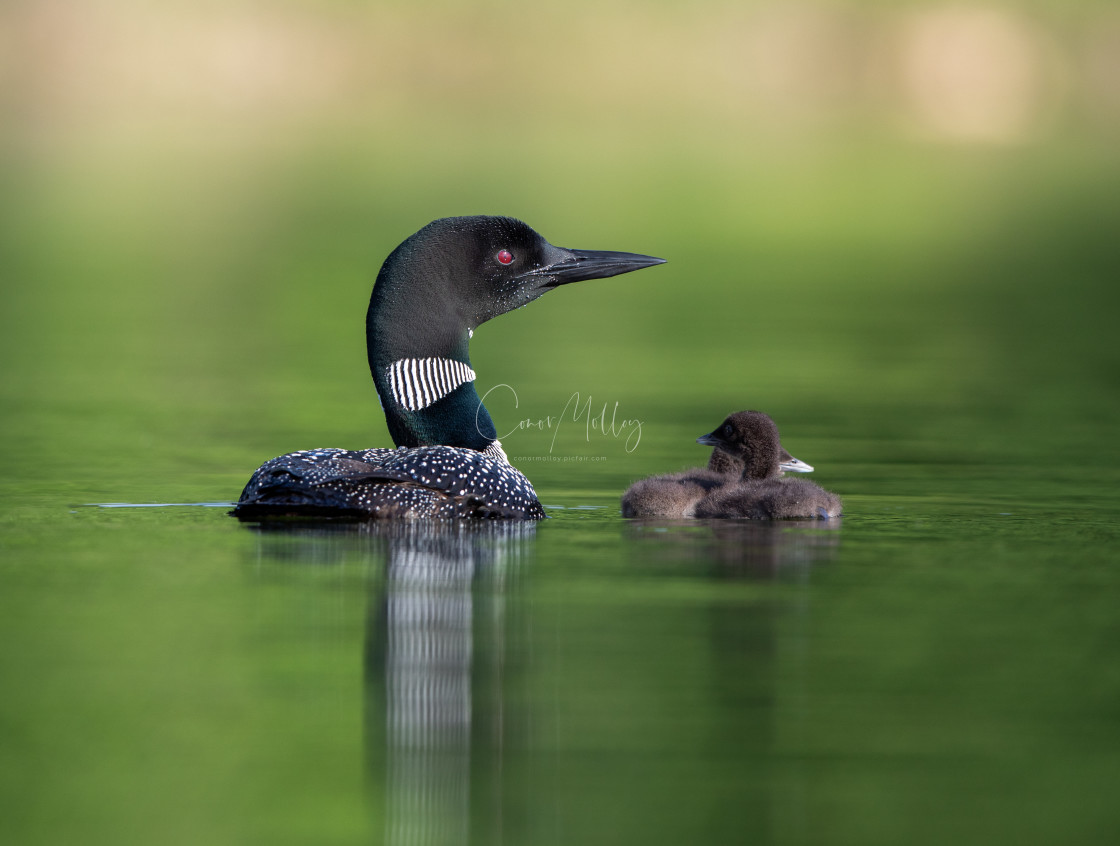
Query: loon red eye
xmin=496 ymin=249 xmax=513 ymax=265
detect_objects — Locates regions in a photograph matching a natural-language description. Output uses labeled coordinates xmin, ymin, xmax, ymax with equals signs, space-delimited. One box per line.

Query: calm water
xmin=3 ymin=130 xmax=1120 ymax=844
xmin=3 ymin=434 xmax=1119 ymax=846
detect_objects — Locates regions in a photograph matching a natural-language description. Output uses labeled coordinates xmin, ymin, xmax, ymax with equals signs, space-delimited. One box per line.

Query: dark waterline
xmin=86 ymin=502 xmax=237 ymax=508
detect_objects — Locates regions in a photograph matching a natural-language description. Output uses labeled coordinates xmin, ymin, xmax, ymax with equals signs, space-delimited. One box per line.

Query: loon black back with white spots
xmin=233 ymin=216 xmax=665 ymax=521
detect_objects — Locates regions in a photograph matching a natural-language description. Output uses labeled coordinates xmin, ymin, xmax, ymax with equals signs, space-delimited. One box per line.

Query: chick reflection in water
xmin=363 ymin=522 xmax=534 ymax=846
xmin=622 ymin=411 xmax=841 ymax=520
xmin=626 ymin=518 xmax=841 ymax=578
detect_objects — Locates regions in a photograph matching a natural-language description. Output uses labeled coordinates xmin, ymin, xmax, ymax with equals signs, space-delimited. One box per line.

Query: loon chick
xmin=620 ymin=410 xmax=829 ymax=519
xmin=234 ymin=216 xmax=665 ymax=521
xmin=694 ymin=476 xmax=841 ymax=520
xmin=694 ymin=411 xmax=841 ymax=520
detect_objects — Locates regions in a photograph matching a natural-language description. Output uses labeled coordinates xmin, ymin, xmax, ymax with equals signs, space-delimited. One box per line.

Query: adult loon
xmin=621 ymin=410 xmax=840 ymax=519
xmin=233 ymin=216 xmax=665 ymax=521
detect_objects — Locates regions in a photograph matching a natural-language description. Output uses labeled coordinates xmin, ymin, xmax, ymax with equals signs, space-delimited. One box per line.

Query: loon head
xmin=366 ymin=216 xmax=665 ymax=450
xmin=696 ymin=410 xmax=815 ymax=480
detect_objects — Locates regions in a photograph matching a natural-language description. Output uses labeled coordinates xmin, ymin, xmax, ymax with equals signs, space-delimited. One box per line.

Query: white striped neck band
xmin=386 ymin=357 xmax=477 ymax=412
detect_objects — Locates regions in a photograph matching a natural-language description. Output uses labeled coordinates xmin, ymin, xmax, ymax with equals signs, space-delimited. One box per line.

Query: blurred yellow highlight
xmin=2 ymin=2 xmax=1117 ymax=148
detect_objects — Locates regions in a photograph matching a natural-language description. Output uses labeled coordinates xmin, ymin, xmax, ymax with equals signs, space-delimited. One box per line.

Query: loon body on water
xmin=234 ymin=216 xmax=664 ymax=521
xmin=621 ymin=410 xmax=840 ymax=520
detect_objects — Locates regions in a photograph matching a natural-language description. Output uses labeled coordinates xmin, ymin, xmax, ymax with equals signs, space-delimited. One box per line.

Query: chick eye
xmin=496 ymin=249 xmax=514 ymax=265
xmin=723 ymin=425 xmax=732 ymax=436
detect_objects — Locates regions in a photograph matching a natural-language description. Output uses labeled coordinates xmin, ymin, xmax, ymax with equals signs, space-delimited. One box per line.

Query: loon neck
xmin=707 ymin=449 xmax=745 ymax=477
xmin=382 ymin=377 xmax=497 ymax=450
xmin=707 ymin=447 xmax=781 ymax=480
xmin=366 ymin=289 xmax=496 ymax=451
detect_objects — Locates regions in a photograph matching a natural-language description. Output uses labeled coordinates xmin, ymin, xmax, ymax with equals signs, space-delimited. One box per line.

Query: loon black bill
xmin=520 ymin=249 xmax=666 ymax=288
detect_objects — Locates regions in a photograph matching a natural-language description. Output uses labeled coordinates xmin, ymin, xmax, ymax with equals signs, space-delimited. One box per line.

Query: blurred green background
xmin=3 ymin=3 xmax=1120 ymax=845
xmin=3 ymin=0 xmax=1119 ymax=504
